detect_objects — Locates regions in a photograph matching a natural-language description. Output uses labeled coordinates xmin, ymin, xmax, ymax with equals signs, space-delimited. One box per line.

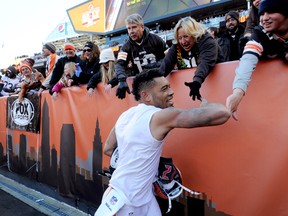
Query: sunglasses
xmin=83 ymin=49 xmax=92 ymax=52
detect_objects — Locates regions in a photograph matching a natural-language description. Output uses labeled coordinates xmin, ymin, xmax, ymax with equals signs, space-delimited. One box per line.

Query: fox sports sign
xmin=11 ymin=98 xmax=35 ymax=126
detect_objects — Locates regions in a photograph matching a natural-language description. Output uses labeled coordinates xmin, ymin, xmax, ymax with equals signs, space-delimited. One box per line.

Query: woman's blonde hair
xmin=173 ymin=16 xmax=206 ymax=44
xmin=101 ymin=61 xmax=115 ymax=85
xmin=62 ymin=62 xmax=76 ymax=86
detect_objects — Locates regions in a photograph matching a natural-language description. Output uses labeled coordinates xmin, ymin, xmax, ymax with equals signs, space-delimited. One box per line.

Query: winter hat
xmin=84 ymin=41 xmax=94 ymax=49
xmin=258 ymin=0 xmax=288 ymax=17
xmin=99 ymin=48 xmax=115 ymax=63
xmin=43 ymin=43 xmax=56 ymax=53
xmin=225 ymin=11 xmax=240 ymax=23
xmin=23 ymin=58 xmax=35 ymax=67
xmin=64 ymin=42 xmax=75 ymax=51
xmin=7 ymin=66 xmax=18 ymax=76
xmin=19 ymin=64 xmax=32 ymax=73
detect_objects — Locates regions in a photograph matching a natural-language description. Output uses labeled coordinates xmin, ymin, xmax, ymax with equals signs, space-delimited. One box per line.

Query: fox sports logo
xmin=11 ymin=98 xmax=35 ymax=126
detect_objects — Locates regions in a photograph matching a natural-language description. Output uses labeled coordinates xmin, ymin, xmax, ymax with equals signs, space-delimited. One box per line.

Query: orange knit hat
xmin=19 ymin=63 xmax=32 ymax=73
xmin=64 ymin=42 xmax=75 ymax=51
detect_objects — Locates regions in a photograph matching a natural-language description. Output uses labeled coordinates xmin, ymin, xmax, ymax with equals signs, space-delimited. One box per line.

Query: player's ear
xmin=141 ymin=90 xmax=151 ymax=102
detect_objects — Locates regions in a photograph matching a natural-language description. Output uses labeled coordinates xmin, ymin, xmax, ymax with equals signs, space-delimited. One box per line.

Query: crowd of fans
xmin=1 ymin=0 xmax=287 ymax=114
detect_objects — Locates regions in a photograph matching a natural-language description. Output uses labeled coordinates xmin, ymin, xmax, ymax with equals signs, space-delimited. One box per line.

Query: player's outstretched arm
xmin=151 ymin=100 xmax=230 ymax=140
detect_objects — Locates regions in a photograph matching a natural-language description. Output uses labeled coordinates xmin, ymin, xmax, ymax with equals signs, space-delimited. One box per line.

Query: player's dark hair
xmin=132 ymin=68 xmax=163 ymax=101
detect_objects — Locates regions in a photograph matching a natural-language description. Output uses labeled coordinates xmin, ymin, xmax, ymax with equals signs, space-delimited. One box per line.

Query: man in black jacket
xmin=115 ymin=13 xmax=167 ymax=99
xmin=217 ymin=11 xmax=245 ymax=62
xmin=48 ymin=42 xmax=81 ymax=95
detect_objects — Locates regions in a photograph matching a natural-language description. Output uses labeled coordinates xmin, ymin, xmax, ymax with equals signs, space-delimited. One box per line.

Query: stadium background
xmin=7 ymin=0 xmax=248 ymax=73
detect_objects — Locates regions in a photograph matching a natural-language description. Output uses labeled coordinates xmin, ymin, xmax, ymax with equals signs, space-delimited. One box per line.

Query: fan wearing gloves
xmin=115 ymin=13 xmax=167 ymax=99
xmin=160 ymin=16 xmax=223 ymax=101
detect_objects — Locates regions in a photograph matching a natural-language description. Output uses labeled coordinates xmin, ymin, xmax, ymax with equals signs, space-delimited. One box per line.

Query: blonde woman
xmin=87 ymin=48 xmax=118 ymax=95
xmin=160 ymin=16 xmax=223 ymax=101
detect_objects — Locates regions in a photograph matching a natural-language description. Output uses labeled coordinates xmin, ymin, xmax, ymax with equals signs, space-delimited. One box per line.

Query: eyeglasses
xmin=83 ymin=49 xmax=92 ymax=52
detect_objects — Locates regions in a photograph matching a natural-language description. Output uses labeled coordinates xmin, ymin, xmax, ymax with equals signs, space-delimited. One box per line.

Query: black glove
xmin=184 ymin=81 xmax=202 ymax=101
xmin=116 ymin=81 xmax=131 ymax=99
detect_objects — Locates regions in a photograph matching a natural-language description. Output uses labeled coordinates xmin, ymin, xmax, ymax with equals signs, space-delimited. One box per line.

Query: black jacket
xmin=160 ymin=32 xmax=223 ymax=84
xmin=76 ymin=59 xmax=100 ymax=84
xmin=217 ymin=24 xmax=245 ymax=61
xmin=251 ymin=25 xmax=288 ymax=59
xmin=115 ymin=27 xmax=167 ymax=81
xmin=87 ymin=72 xmax=118 ymax=90
xmin=49 ymin=55 xmax=81 ymax=94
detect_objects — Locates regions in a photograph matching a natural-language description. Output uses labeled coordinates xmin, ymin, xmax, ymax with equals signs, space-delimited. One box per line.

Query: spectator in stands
xmin=226 ymin=0 xmax=288 ymax=120
xmin=20 ymin=57 xmax=41 ymax=74
xmin=244 ymin=0 xmax=261 ymax=38
xmin=48 ymin=42 xmax=81 ymax=95
xmin=240 ymin=0 xmax=261 ymax=51
xmin=21 ymin=58 xmax=35 ymax=68
xmin=0 ymin=66 xmax=19 ymax=97
xmin=51 ymin=62 xmax=77 ymax=99
xmin=160 ymin=16 xmax=223 ymax=101
xmin=18 ymin=64 xmax=44 ymax=102
xmin=207 ymin=26 xmax=219 ymax=39
xmin=217 ymin=11 xmax=245 ymax=61
xmin=38 ymin=42 xmax=60 ymax=95
xmin=115 ymin=13 xmax=167 ymax=99
xmin=76 ymin=41 xmax=100 ymax=84
xmin=87 ymin=48 xmax=118 ymax=95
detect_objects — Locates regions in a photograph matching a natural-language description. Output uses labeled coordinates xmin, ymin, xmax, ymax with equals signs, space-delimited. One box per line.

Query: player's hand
xmin=116 ymin=81 xmax=130 ymax=99
xmin=184 ymin=81 xmax=202 ymax=101
xmin=226 ymin=89 xmax=244 ymax=121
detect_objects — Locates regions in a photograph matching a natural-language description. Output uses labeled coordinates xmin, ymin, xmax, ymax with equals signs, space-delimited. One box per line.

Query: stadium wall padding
xmin=0 ymin=59 xmax=288 ymax=215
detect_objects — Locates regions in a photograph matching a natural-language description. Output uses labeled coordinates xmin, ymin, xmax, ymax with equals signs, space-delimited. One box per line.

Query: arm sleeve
xmin=108 ymin=77 xmax=119 ymax=88
xmin=52 ymin=82 xmax=65 ymax=93
xmin=159 ymin=45 xmax=177 ymax=77
xmin=244 ymin=9 xmax=253 ymax=37
xmin=87 ymin=72 xmax=101 ymax=90
xmin=49 ymin=59 xmax=64 ymax=92
xmin=115 ymin=44 xmax=130 ymax=81
xmin=193 ymin=36 xmax=218 ymax=84
xmin=41 ymin=72 xmax=53 ymax=88
xmin=232 ymin=40 xmax=263 ymax=92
